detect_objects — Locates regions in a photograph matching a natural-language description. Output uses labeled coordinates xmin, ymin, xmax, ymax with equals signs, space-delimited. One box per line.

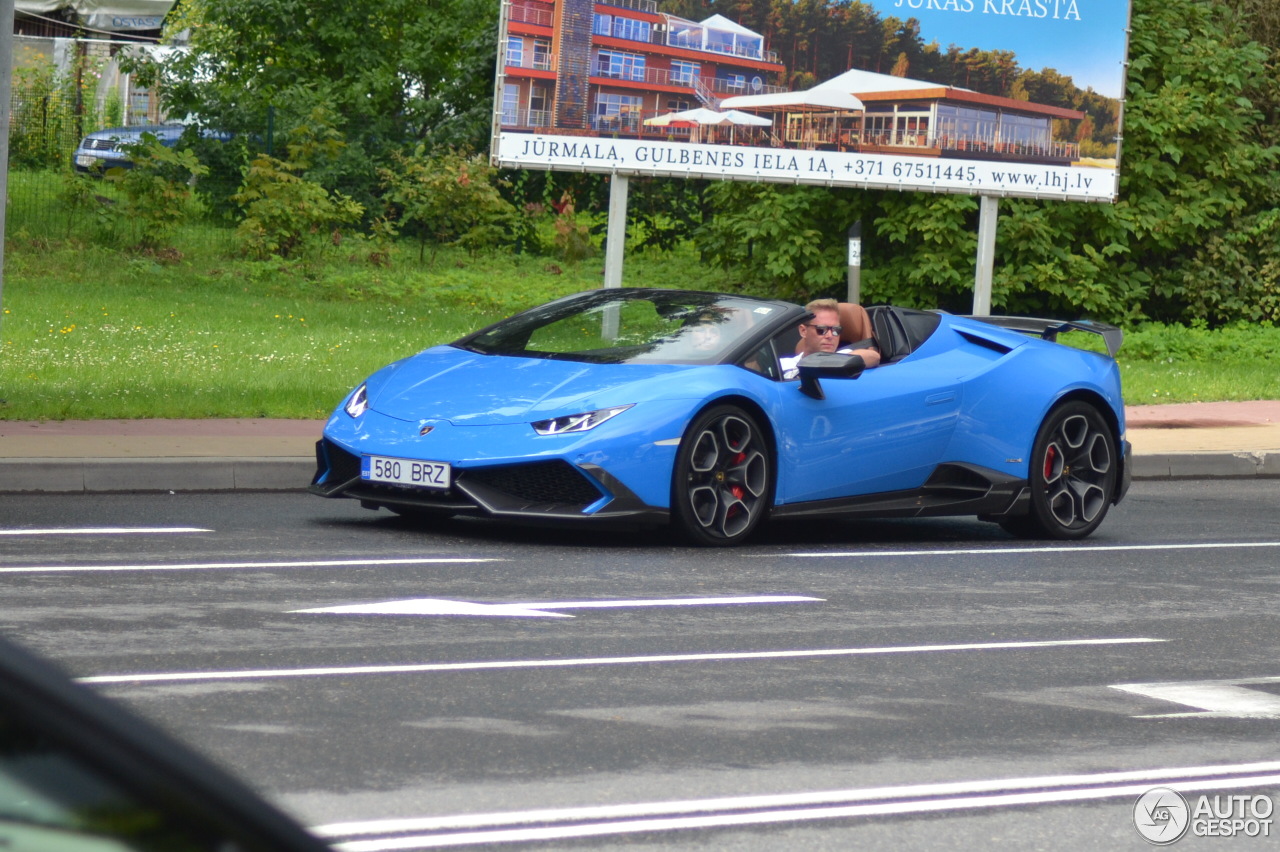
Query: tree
xmin=132 ymin=0 xmax=497 ymax=205
xmin=1124 ymin=0 xmax=1280 ymax=322
xmin=1222 ymin=0 xmax=1280 ymax=54
xmin=1218 ymin=0 xmax=1280 ymax=147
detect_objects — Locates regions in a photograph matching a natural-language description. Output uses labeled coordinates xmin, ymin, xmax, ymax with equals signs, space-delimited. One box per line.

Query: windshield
xmin=457 ymin=291 xmax=785 ymax=365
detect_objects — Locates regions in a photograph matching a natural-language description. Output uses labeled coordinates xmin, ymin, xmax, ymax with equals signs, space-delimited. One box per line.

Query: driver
xmin=688 ymin=322 xmax=723 ymax=352
xmin=780 ymin=298 xmax=880 ymax=379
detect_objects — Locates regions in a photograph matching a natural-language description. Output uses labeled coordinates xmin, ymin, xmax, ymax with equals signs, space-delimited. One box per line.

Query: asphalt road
xmin=2 ymin=481 xmax=1280 ymax=850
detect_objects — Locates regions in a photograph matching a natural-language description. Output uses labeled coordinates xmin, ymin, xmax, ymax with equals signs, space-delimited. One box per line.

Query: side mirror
xmin=0 ymin=634 xmax=330 ymax=852
xmin=797 ymin=352 xmax=865 ymax=400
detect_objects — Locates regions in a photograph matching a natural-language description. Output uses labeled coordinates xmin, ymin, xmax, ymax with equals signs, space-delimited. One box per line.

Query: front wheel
xmin=1001 ymin=401 xmax=1118 ymax=540
xmin=671 ymin=405 xmax=774 ymax=546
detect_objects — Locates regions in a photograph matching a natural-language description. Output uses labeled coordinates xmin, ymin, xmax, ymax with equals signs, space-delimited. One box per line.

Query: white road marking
xmin=296 ymin=599 xmax=573 ymax=618
xmin=313 ymin=761 xmax=1280 ymax=849
xmin=1113 ymin=676 xmax=1280 ymax=718
xmin=0 ymin=527 xmax=211 ymax=536
xmin=292 ymin=595 xmax=824 ymax=618
xmin=0 ymin=557 xmax=501 ymax=574
xmin=76 ymin=637 xmax=1163 ymax=684
xmin=772 ymin=541 xmax=1280 ymax=558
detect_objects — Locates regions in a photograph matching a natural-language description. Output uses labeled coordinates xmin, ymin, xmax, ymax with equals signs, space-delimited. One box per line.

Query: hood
xmin=366 ymin=346 xmax=692 ymax=425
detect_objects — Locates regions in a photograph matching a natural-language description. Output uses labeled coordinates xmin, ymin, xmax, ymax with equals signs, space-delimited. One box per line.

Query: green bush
xmin=1168 ymin=208 xmax=1280 ymax=326
xmin=184 ymin=131 xmax=256 ymax=220
xmin=233 ymin=154 xmax=364 ymax=259
xmin=551 ymin=192 xmax=596 ymax=263
xmin=1122 ymin=321 xmax=1280 ymax=360
xmin=104 ymin=134 xmax=210 ymax=251
xmin=231 ymin=116 xmax=365 ymax=259
xmin=58 ymin=170 xmax=119 ymax=243
xmin=379 ymin=148 xmax=517 ymax=262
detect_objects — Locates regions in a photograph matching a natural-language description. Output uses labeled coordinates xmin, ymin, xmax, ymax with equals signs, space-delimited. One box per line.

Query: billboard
xmin=491 ymin=0 xmax=1131 ymax=202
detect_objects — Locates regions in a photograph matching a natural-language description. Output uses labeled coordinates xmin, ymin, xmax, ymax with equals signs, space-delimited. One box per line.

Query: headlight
xmin=532 ymin=404 xmax=632 ymax=436
xmin=344 ymin=383 xmax=369 ymax=418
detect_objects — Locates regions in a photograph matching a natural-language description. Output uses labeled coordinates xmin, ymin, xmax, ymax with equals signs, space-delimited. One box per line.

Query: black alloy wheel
xmin=1001 ymin=400 xmax=1118 ymax=539
xmin=672 ymin=405 xmax=774 ymax=546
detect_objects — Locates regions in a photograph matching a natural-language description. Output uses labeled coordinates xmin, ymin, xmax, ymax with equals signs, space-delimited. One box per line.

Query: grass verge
xmin=1 ymin=240 xmax=1275 ymax=420
xmin=0 ymin=240 xmax=727 ymax=419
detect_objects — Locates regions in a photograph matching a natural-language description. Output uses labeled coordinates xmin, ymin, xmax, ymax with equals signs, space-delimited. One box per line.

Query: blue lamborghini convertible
xmin=311 ymin=288 xmax=1130 ymax=545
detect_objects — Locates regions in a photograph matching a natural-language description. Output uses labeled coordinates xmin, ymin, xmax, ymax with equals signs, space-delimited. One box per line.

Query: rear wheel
xmin=1001 ymin=401 xmax=1117 ymax=539
xmin=671 ymin=405 xmax=773 ymax=546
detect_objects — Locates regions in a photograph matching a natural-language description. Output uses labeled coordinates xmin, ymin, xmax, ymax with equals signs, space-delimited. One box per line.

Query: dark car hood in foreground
xmin=367 ymin=346 xmax=697 ymax=425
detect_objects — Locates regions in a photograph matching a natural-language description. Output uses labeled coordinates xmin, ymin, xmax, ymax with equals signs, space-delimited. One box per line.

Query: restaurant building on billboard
xmin=722 ymin=67 xmax=1089 ymax=165
xmin=501 ymin=0 xmax=787 ymax=136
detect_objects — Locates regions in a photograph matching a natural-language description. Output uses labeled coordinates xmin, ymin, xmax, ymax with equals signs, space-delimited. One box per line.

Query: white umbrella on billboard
xmin=644 ymin=108 xmax=727 ymax=143
xmin=720 ymin=109 xmax=772 ymax=126
xmin=716 ymin=109 xmax=771 ymax=144
xmin=644 ymin=112 xmax=696 ymax=127
xmin=647 ymin=108 xmax=769 ymax=126
xmin=645 ymin=108 xmax=771 ymax=142
xmin=667 ymin=107 xmax=733 ymax=125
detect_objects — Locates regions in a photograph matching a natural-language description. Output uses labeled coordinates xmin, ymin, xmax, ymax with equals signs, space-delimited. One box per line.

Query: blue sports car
xmin=311 ymin=288 xmax=1130 ymax=545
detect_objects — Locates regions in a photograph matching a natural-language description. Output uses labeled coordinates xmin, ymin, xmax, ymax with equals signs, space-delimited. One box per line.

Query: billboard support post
xmin=601 ymin=173 xmax=629 ymax=340
xmin=603 ymin=173 xmax=629 ymax=290
xmin=973 ymin=195 xmax=998 ymax=316
xmin=846 ymin=220 xmax=862 ymax=304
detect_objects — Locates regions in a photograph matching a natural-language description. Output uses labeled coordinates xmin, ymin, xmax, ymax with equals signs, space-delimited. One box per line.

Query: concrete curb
xmin=1129 ymin=451 xmax=1279 ymax=480
xmin=0 ymin=453 xmax=1275 ymax=493
xmin=0 ymin=458 xmax=315 ymax=493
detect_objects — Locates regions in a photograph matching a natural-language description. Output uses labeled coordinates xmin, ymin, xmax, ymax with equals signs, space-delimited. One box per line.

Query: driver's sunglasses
xmin=806 ymin=324 xmax=842 ymax=336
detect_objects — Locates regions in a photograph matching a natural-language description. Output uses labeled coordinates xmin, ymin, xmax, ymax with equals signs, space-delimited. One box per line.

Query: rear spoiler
xmin=964 ymin=316 xmax=1123 ymax=359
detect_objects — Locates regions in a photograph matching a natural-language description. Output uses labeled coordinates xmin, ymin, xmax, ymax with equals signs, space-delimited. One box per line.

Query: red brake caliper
xmin=1043 ymin=445 xmax=1057 ymax=480
xmin=730 ymin=452 xmax=747 ymax=502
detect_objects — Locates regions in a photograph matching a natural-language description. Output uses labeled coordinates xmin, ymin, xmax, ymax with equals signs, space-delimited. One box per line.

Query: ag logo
xmin=1134 ymin=787 xmax=1190 ymax=845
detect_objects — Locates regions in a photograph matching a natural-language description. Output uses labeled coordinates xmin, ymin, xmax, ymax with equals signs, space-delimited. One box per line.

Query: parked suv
xmin=72 ymin=124 xmax=232 ymax=173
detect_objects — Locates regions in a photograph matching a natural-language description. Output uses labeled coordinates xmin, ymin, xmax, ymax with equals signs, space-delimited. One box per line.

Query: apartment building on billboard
xmin=501 ymin=0 xmax=787 ymax=137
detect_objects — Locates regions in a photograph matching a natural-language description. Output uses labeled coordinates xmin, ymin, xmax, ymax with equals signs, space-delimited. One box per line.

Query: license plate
xmin=76 ymin=154 xmax=99 ymax=168
xmin=361 ymin=455 xmax=451 ymax=489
